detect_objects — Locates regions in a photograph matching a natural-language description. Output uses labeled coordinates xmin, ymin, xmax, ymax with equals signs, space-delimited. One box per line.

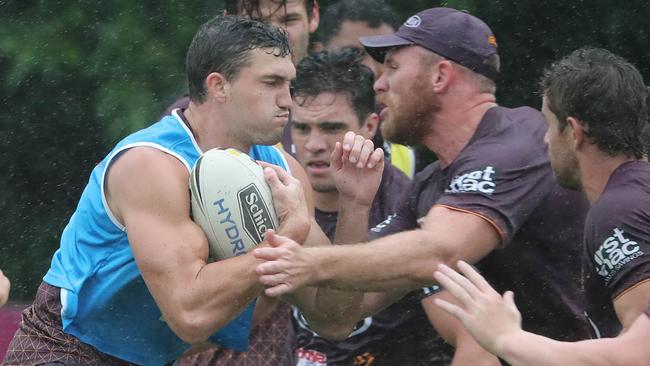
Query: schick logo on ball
xmin=213 ymin=198 xmax=247 ymax=256
xmin=238 ymin=183 xmax=276 ymax=244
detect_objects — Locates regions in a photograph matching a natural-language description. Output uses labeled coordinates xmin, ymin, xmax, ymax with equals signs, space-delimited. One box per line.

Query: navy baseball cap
xmin=360 ymin=7 xmax=499 ymax=81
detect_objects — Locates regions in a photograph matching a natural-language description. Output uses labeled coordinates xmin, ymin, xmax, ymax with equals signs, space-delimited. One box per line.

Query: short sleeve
xmin=585 ymin=192 xmax=650 ymax=300
xmin=436 ymin=140 xmax=553 ymax=245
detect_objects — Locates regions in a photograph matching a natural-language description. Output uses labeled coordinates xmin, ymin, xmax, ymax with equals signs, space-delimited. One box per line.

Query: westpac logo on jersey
xmin=594 ymin=227 xmax=644 ymax=282
xmin=445 ymin=166 xmax=497 ymax=195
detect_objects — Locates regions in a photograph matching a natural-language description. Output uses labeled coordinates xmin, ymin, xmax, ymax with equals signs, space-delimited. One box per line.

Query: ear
xmin=432 ymin=60 xmax=454 ymax=93
xmin=566 ymin=117 xmax=585 ymax=150
xmin=308 ymin=0 xmax=320 ymax=34
xmin=205 ymin=72 xmax=229 ymax=102
xmin=361 ymin=112 xmax=379 ymax=139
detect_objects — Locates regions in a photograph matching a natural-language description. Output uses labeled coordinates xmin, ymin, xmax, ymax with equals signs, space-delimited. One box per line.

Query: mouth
xmin=379 ymin=106 xmax=389 ymax=120
xmin=305 ymin=160 xmax=330 ymax=175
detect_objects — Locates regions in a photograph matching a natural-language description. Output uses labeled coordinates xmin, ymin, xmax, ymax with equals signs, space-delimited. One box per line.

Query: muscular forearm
xmin=172 ymin=253 xmax=264 ymax=343
xmin=313 ymin=230 xmax=450 ymax=291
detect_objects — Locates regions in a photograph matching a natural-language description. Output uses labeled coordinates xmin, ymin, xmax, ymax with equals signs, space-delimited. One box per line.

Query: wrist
xmin=492 ymin=330 xmax=527 ymax=359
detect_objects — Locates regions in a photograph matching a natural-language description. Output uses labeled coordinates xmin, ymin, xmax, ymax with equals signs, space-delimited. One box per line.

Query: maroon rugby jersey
xmin=292 ymin=163 xmax=454 ymax=366
xmin=582 ymin=161 xmax=650 ymax=337
xmin=370 ymin=106 xmax=592 ymax=342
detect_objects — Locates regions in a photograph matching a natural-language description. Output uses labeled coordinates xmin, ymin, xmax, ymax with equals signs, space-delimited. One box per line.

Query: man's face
xmin=247 ymin=0 xmax=319 ymax=64
xmin=374 ymin=46 xmax=438 ymax=146
xmin=541 ymin=95 xmax=581 ymax=190
xmin=224 ymin=48 xmax=295 ymax=146
xmin=291 ymin=92 xmax=375 ymax=192
xmin=324 ymin=20 xmax=395 ymax=79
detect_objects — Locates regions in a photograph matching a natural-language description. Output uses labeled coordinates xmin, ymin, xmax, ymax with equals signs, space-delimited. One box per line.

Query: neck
xmin=578 ymin=151 xmax=638 ymax=204
xmin=579 ymin=150 xmax=641 ymax=203
xmin=421 ymin=93 xmax=497 ymax=168
xmin=184 ymin=101 xmax=251 ymax=153
xmin=314 ymin=190 xmax=340 ymax=213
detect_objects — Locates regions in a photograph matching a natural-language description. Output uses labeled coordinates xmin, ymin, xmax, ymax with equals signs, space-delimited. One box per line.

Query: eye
xmin=320 ymin=124 xmax=345 ymax=134
xmin=292 ymin=123 xmax=309 ymax=134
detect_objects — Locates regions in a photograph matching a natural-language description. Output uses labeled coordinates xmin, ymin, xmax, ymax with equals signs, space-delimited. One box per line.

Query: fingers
xmin=258 ymin=273 xmax=288 ymax=287
xmin=368 ymin=148 xmax=384 ymax=169
xmin=260 ymin=162 xmax=291 ymax=184
xmin=264 ymin=283 xmax=293 ymax=297
xmin=437 ymin=263 xmax=482 ymax=300
xmin=340 ymin=131 xmax=377 ymax=168
xmin=253 ymin=247 xmax=287 ymax=261
xmin=503 ymin=291 xmax=518 ymax=312
xmin=330 ymin=142 xmax=343 ymax=171
xmin=433 ymin=297 xmax=468 ymax=321
xmin=433 ymin=267 xmax=474 ymax=307
xmin=457 ymin=260 xmax=494 ymax=294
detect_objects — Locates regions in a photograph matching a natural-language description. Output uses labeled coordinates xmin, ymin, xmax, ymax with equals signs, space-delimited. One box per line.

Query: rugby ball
xmin=189 ymin=148 xmax=279 ymax=261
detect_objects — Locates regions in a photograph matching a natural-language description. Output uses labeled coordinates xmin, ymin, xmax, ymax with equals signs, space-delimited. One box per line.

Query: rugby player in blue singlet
xmin=4 ymin=16 xmax=377 ymax=366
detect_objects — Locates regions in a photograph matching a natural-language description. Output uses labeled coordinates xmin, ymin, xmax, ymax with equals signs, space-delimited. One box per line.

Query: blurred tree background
xmin=1 ymin=0 xmax=649 ymax=300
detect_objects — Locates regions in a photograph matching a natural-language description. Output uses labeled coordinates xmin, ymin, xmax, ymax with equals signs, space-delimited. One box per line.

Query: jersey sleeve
xmin=435 ymin=140 xmax=553 ymax=245
xmin=584 ymin=192 xmax=650 ymax=300
xmin=368 ymin=182 xmax=419 ymax=240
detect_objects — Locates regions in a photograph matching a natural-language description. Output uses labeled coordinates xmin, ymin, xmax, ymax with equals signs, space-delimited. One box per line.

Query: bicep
xmin=419 ymin=205 xmax=501 ymax=266
xmin=107 ymin=148 xmax=208 ymax=310
xmin=613 ymin=279 xmax=650 ymax=329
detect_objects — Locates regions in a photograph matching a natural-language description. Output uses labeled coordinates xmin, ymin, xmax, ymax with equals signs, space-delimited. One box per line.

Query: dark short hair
xmin=540 ymin=47 xmax=649 ymax=159
xmin=225 ymin=0 xmax=316 ymax=21
xmin=186 ymin=15 xmax=290 ymax=103
xmin=318 ymin=0 xmax=400 ymax=47
xmin=293 ymin=48 xmax=375 ymax=123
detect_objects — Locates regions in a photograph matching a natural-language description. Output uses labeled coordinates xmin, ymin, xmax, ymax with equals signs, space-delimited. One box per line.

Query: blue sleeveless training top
xmin=44 ymin=109 xmax=290 ymax=365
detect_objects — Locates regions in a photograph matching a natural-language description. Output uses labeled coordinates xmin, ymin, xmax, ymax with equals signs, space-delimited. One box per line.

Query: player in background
xmin=253 ymin=7 xmax=593 ymax=365
xmin=433 ymin=47 xmax=650 ymax=365
xmin=4 ymin=16 xmax=373 ymax=366
xmin=289 ymin=47 xmax=451 ymax=365
xmin=315 ymin=0 xmax=416 ymax=178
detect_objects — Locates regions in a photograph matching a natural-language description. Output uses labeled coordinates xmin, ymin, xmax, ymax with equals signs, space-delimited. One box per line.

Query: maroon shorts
xmin=3 ymin=282 xmax=135 ymax=366
xmin=177 ymin=302 xmax=293 ymax=366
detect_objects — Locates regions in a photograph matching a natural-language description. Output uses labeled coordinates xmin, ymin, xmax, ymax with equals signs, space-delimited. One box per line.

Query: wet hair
xmin=540 ymin=47 xmax=649 ymax=159
xmin=225 ymin=0 xmax=316 ymax=21
xmin=292 ymin=47 xmax=375 ymax=124
xmin=186 ymin=15 xmax=290 ymax=103
xmin=318 ymin=0 xmax=400 ymax=47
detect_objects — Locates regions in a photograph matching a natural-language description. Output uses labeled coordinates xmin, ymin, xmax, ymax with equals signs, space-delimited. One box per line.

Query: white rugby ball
xmin=189 ymin=148 xmax=279 ymax=261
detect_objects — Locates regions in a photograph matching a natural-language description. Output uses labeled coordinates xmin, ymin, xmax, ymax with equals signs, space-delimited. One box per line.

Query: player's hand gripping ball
xmin=190 ymin=148 xmax=279 ymax=260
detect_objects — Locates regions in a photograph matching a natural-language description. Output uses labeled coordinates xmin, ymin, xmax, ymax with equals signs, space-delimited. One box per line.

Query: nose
xmin=304 ymin=129 xmax=327 ymax=153
xmin=278 ymin=84 xmax=292 ymax=110
xmin=374 ymin=72 xmax=388 ymax=93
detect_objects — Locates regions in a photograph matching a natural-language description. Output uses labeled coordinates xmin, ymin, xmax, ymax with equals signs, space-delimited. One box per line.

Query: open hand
xmin=331 ymin=131 xmax=384 ymax=207
xmin=433 ymin=261 xmax=522 ymax=355
xmin=254 ymin=230 xmax=316 ymax=297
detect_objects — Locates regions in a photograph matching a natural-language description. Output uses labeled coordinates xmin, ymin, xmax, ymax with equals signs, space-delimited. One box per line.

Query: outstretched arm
xmin=0 ymin=269 xmax=10 ymax=307
xmin=434 ymin=261 xmax=650 ymax=366
xmin=254 ymin=205 xmax=500 ymax=296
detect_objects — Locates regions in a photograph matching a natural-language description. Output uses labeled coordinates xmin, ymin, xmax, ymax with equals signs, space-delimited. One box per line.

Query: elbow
xmin=169 ymin=310 xmax=215 ymax=344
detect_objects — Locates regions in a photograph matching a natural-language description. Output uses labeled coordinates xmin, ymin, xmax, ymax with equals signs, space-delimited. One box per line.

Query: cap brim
xmin=359 ymin=34 xmax=413 ymax=63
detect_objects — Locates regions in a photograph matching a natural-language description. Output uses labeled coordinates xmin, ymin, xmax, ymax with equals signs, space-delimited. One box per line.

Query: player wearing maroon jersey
xmin=433 ymin=47 xmax=650 ymax=366
xmin=253 ymin=7 xmax=592 ymax=365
